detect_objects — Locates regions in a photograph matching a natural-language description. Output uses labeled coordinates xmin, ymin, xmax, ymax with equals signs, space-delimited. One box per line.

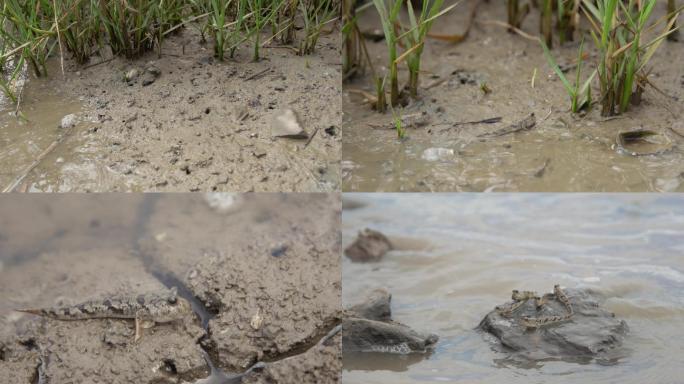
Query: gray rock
xmin=348 ymin=288 xmax=392 ymax=322
xmin=59 ymin=114 xmax=78 ymax=129
xmin=146 ymin=65 xmax=162 ymax=77
xmin=142 ymin=66 xmax=161 ymax=86
xmin=478 ymin=288 xmax=628 ymax=361
xmin=344 ymin=228 xmax=392 ymax=262
xmin=343 ymin=318 xmax=438 ymax=354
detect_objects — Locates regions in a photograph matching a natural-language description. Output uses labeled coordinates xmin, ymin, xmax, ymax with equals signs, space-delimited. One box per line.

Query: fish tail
xmin=15 ymin=308 xmax=46 ymax=316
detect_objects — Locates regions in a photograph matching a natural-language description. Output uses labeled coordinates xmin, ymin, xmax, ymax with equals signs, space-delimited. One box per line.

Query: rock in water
xmin=271 ymin=109 xmax=308 ymax=139
xmin=479 ymin=288 xmax=628 ymax=362
xmin=59 ymin=114 xmax=78 ymax=129
xmin=344 ymin=228 xmax=392 ymax=262
xmin=343 ymin=318 xmax=439 ymax=354
xmin=348 ymin=288 xmax=392 ymax=322
xmin=343 ymin=288 xmax=438 ymax=359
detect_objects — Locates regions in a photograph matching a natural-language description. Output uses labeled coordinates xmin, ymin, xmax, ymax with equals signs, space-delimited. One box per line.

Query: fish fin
xmin=15 ymin=309 xmax=44 ymax=316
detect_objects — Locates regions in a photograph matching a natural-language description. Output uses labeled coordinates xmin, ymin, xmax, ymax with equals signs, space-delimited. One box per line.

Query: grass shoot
xmin=541 ymin=37 xmax=595 ymax=113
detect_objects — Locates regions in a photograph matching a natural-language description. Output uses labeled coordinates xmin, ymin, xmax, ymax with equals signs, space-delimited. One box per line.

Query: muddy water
xmin=0 ymin=66 xmax=123 ymax=192
xmin=343 ymin=1 xmax=684 ymax=192
xmin=342 ymin=194 xmax=684 ymax=383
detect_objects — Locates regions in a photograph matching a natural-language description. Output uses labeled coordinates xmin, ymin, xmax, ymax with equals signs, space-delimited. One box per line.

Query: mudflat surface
xmin=0 ymin=194 xmax=342 ymax=383
xmin=343 ymin=1 xmax=684 ymax=192
xmin=1 ymin=26 xmax=341 ymax=192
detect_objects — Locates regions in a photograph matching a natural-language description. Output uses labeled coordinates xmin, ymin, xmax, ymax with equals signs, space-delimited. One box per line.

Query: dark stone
xmin=348 ymin=288 xmax=392 ymax=322
xmin=478 ymin=288 xmax=628 ymax=362
xmin=343 ymin=318 xmax=438 ymax=354
xmin=344 ymin=228 xmax=392 ymax=262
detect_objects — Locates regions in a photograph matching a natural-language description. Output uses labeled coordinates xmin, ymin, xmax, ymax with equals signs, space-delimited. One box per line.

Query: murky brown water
xmin=0 ymin=65 xmax=123 ymax=192
xmin=342 ymin=194 xmax=684 ymax=383
xmin=343 ymin=2 xmax=684 ymax=192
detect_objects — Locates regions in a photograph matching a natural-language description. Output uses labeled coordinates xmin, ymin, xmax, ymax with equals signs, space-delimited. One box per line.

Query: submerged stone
xmin=344 ymin=228 xmax=392 ymax=262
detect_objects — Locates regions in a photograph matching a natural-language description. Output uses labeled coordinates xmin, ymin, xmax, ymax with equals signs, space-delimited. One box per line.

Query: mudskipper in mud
xmin=16 ymin=287 xmax=193 ymax=342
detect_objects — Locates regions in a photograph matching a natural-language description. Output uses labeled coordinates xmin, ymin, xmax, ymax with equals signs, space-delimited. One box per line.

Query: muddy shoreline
xmin=0 ymin=194 xmax=342 ymax=383
xmin=343 ymin=1 xmax=684 ymax=192
xmin=1 ymin=25 xmax=341 ymax=192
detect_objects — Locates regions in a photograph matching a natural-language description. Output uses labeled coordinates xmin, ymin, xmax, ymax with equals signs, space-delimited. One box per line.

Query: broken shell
xmin=125 ymin=68 xmax=139 ymax=82
xmin=250 ymin=309 xmax=263 ymax=330
xmin=616 ymin=129 xmax=673 ymax=157
xmin=204 ymin=193 xmax=241 ymax=213
xmin=271 ymin=109 xmax=308 ymax=139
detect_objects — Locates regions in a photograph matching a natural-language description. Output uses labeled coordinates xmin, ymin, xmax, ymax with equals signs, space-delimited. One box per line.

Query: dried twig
xmin=245 ymin=67 xmax=271 ymax=81
xmin=3 ymin=127 xmax=74 ymax=192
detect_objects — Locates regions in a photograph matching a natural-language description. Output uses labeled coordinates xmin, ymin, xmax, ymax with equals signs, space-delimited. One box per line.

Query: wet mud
xmin=343 ymin=1 xmax=684 ymax=192
xmin=1 ymin=25 xmax=341 ymax=192
xmin=0 ymin=193 xmax=342 ymax=383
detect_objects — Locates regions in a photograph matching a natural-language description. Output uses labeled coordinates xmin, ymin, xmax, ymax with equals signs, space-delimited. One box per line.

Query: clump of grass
xmin=298 ymin=0 xmax=336 ymax=55
xmin=541 ymin=37 xmax=595 ymax=113
xmin=372 ymin=0 xmax=402 ymax=106
xmin=540 ymin=0 xmax=553 ymax=47
xmin=342 ymin=0 xmax=359 ymax=76
xmin=204 ymin=0 xmax=233 ymax=61
xmin=555 ymin=0 xmax=578 ymax=45
xmin=400 ymin=0 xmax=455 ymax=99
xmin=277 ymin=0 xmax=297 ymax=44
xmin=371 ymin=0 xmax=454 ymax=107
xmin=0 ymin=55 xmax=26 ymax=104
xmin=582 ymin=0 xmax=678 ymax=116
xmin=507 ymin=0 xmax=530 ymax=31
xmin=342 ymin=0 xmax=375 ymax=80
xmin=56 ymin=0 xmax=100 ymax=64
xmin=0 ymin=0 xmax=338 ymax=105
xmin=533 ymin=0 xmax=580 ymax=47
xmin=96 ymin=0 xmax=160 ymax=59
xmin=1 ymin=0 xmax=56 ymax=77
xmin=668 ymin=0 xmax=680 ymax=41
xmin=246 ymin=0 xmax=282 ymax=61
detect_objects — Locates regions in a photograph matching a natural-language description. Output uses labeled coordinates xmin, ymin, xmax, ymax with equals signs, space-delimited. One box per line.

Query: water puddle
xmin=0 ymin=65 xmax=125 ymax=192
